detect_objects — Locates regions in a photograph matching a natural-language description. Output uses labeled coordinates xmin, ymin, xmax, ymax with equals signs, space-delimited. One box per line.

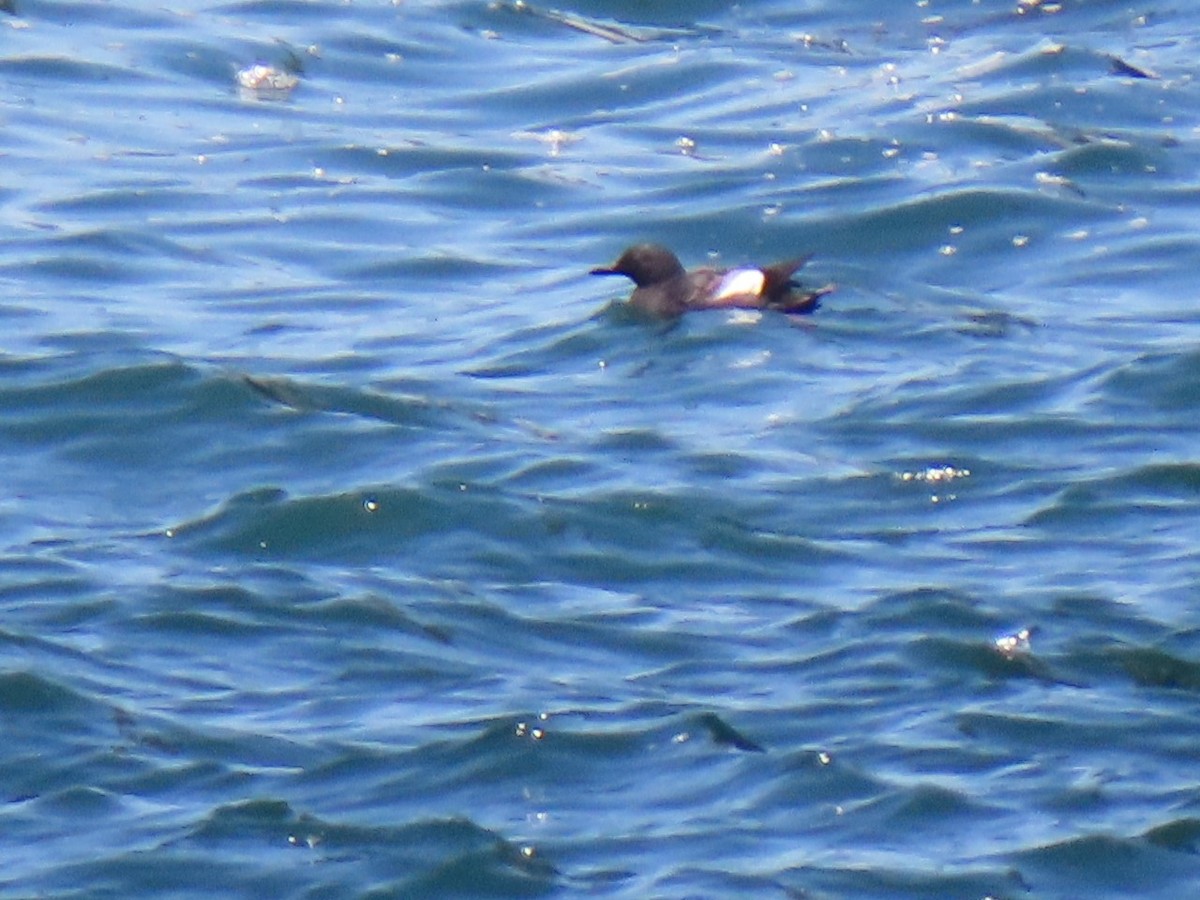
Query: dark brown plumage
xmin=591 ymin=243 xmax=833 ymax=318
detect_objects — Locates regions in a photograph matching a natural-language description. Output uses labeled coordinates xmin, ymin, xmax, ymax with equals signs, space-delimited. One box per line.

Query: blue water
xmin=2 ymin=0 xmax=1200 ymax=896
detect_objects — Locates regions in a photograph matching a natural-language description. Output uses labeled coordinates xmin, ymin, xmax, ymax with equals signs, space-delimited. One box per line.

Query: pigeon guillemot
xmin=590 ymin=243 xmax=833 ymax=318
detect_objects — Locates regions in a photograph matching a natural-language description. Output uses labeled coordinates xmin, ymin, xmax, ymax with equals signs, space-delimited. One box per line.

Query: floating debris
xmin=792 ymin=32 xmax=851 ymax=53
xmin=994 ymin=627 xmax=1033 ymax=660
xmin=236 ymin=63 xmax=300 ymax=96
xmin=1016 ymin=0 xmax=1062 ymax=13
xmin=897 ymin=465 xmax=970 ymax=484
xmin=512 ymin=128 xmax=582 ymax=157
xmin=514 ymin=712 xmax=550 ymax=741
xmin=1035 ymin=170 xmax=1086 ymax=198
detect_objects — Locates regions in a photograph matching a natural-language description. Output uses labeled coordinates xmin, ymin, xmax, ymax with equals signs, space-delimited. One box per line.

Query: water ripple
xmin=1 ymin=0 xmax=1199 ymax=896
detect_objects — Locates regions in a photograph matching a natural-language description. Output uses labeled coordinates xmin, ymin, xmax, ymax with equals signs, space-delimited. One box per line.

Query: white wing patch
xmin=713 ymin=268 xmax=765 ymax=301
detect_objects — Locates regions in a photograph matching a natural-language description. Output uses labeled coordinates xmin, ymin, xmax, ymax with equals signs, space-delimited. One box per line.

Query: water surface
xmin=2 ymin=1 xmax=1199 ymax=896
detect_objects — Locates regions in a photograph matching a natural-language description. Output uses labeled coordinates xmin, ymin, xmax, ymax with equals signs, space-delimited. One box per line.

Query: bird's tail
xmin=760 ymin=256 xmax=811 ymax=300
